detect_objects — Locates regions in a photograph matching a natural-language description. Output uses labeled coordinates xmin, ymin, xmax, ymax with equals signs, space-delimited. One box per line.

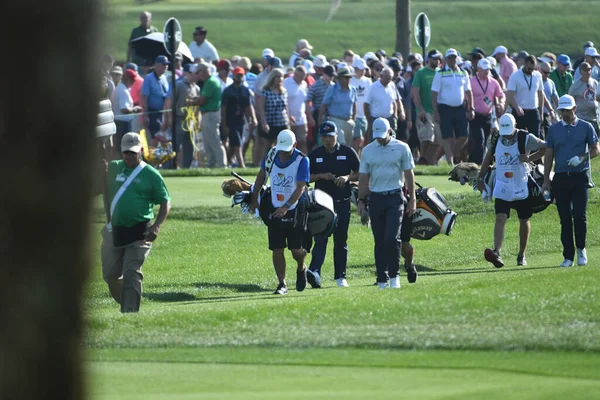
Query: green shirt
xmin=200 ymin=76 xmax=222 ymax=112
xmin=412 ymin=67 xmax=438 ymax=114
xmin=107 ymin=160 xmax=170 ymax=228
xmin=549 ymin=69 xmax=573 ymax=97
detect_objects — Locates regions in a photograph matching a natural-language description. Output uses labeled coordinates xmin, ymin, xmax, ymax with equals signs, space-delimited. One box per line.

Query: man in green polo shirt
xmin=411 ymin=49 xmax=443 ymax=164
xmin=127 ymin=11 xmax=158 ymax=65
xmin=101 ymin=132 xmax=171 ymax=313
xmin=549 ymin=54 xmax=574 ymax=97
xmin=190 ymin=62 xmax=226 ymax=167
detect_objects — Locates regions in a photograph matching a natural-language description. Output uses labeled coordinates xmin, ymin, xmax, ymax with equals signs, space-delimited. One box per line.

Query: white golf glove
xmin=567 ymin=155 xmax=583 ymax=167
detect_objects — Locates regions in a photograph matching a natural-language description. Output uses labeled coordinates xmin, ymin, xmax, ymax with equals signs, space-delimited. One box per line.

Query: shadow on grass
xmin=194 ymin=282 xmax=272 ymax=293
xmin=145 ymin=292 xmax=197 ymax=302
xmin=420 ymin=265 xmax=559 ymax=276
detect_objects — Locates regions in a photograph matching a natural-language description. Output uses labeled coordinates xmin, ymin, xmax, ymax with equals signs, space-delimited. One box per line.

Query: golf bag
xmin=305 ymin=188 xmax=337 ymax=237
xmin=410 ymin=184 xmax=457 ymax=240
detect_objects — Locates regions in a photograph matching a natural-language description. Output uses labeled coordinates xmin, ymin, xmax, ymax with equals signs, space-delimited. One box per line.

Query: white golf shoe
xmin=389 ymin=276 xmax=401 ymax=289
xmin=560 ymin=259 xmax=574 ymax=268
xmin=577 ymin=248 xmax=588 ymax=266
xmin=336 ymin=278 xmax=349 ymax=287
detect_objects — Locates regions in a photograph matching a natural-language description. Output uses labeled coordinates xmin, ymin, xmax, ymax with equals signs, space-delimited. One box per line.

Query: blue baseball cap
xmin=267 ymin=56 xmax=283 ymax=69
xmin=155 ymin=55 xmax=170 ymax=65
xmin=319 ymin=121 xmax=338 ymax=136
xmin=124 ymin=62 xmax=138 ymax=72
xmin=557 ymin=54 xmax=571 ymax=67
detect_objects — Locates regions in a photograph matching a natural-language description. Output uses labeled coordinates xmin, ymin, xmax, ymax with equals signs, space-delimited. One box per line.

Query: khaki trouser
xmin=100 ymin=226 xmax=151 ymax=284
xmin=201 ymin=111 xmax=226 ymax=168
xmin=328 ymin=116 xmax=356 ymax=146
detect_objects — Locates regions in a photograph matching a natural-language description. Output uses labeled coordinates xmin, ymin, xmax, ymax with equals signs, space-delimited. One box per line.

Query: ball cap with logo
xmin=372 ymin=118 xmax=391 ymax=139
xmin=478 ymin=58 xmax=491 ymax=71
xmin=275 ymin=129 xmax=297 ymax=152
xmin=557 ymin=94 xmax=576 ymax=110
xmin=498 ymin=114 xmax=516 ymax=136
xmin=319 ymin=121 xmax=338 ymax=136
xmin=121 ymin=132 xmax=143 ymax=153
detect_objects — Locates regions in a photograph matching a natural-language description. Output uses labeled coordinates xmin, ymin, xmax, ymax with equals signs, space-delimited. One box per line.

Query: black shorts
xmin=268 ymin=220 xmax=305 ymax=250
xmin=495 ymin=197 xmax=532 ymax=220
xmin=258 ymin=124 xmax=288 ymax=141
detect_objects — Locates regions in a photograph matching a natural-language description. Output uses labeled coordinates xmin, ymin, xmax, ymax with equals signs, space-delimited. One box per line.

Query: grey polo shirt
xmin=359 ymin=138 xmax=415 ymax=192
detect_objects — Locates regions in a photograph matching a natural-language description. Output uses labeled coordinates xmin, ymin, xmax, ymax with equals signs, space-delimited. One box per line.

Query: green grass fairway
xmin=106 ymin=0 xmax=600 ymax=62
xmin=86 ymin=158 xmax=600 ymax=398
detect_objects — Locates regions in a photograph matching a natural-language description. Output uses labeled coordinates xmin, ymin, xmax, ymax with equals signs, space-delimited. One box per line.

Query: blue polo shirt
xmin=141 ymin=71 xmax=170 ymax=110
xmin=308 ymin=143 xmax=360 ymax=200
xmin=546 ymin=118 xmax=598 ymax=173
xmin=322 ymin=83 xmax=358 ymax=119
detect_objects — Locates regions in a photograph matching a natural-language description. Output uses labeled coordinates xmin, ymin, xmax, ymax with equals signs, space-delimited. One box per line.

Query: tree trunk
xmin=396 ymin=0 xmax=412 ymax=59
xmin=0 ymin=1 xmax=100 ymax=399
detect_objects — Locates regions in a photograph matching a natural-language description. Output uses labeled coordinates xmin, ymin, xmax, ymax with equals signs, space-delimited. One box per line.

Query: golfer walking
xmin=357 ymin=118 xmax=416 ymax=289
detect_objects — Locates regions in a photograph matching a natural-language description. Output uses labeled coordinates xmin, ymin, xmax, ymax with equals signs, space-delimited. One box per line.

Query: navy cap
xmin=155 ymin=55 xmax=170 ymax=65
xmin=319 ymin=121 xmax=337 ymax=136
xmin=469 ymin=47 xmax=485 ymax=56
xmin=267 ymin=56 xmax=283 ymax=68
xmin=124 ymin=62 xmax=138 ymax=72
xmin=387 ymin=57 xmax=402 ymax=71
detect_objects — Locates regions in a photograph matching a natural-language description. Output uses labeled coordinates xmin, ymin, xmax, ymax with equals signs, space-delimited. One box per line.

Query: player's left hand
xmin=145 ymin=224 xmax=160 ymax=242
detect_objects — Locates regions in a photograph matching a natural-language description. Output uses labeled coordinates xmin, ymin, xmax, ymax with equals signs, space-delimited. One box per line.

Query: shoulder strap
xmin=517 ymin=130 xmax=527 ymax=155
xmin=264 ymin=147 xmax=277 ymax=176
xmin=490 ymin=130 xmax=500 ymax=161
xmin=106 ymin=161 xmax=147 ymax=231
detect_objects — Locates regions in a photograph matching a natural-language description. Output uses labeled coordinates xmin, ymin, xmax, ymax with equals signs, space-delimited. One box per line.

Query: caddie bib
xmin=270 ymin=153 xmax=303 ymax=210
xmin=493 ymin=138 xmax=528 ymax=201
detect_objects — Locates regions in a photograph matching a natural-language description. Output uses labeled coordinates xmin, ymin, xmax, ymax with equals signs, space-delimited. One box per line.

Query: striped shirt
xmin=431 ymin=66 xmax=471 ymax=107
xmin=307 ymin=79 xmax=333 ymax=112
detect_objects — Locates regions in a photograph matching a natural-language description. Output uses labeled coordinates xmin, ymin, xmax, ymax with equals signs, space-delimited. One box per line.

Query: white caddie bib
xmin=269 ymin=153 xmax=303 ymax=210
xmin=493 ymin=139 xmax=528 ymax=202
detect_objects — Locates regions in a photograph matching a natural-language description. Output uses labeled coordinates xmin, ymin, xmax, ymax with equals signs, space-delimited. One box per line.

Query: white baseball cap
xmin=491 ymin=46 xmax=508 ymax=56
xmin=121 ymin=132 xmax=143 ymax=153
xmin=303 ymin=59 xmax=316 ymax=74
xmin=445 ymin=48 xmax=458 ymax=58
xmin=498 ymin=114 xmax=516 ymax=136
xmin=313 ymin=54 xmax=328 ymax=68
xmin=372 ymin=118 xmax=390 ymax=139
xmin=486 ymin=56 xmax=497 ymax=68
xmin=275 ymin=129 xmax=296 ymax=152
xmin=363 ymin=52 xmax=377 ymax=61
xmin=478 ymin=58 xmax=491 ymax=70
xmin=557 ymin=94 xmax=576 ymax=110
xmin=584 ymin=47 xmax=600 ymax=58
xmin=336 ymin=62 xmax=348 ymax=70
xmin=352 ymin=57 xmax=367 ymax=70
xmin=262 ymin=48 xmax=275 ymax=59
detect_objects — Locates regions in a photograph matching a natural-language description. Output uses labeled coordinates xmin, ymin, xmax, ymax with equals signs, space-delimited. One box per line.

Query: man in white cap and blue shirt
xmin=543 ymin=95 xmax=599 ymax=267
xmin=250 ymin=129 xmax=310 ymax=295
xmin=357 ymin=118 xmax=416 ymax=289
xmin=478 ymin=113 xmax=546 ymax=268
xmin=350 ymin=57 xmax=372 ymax=152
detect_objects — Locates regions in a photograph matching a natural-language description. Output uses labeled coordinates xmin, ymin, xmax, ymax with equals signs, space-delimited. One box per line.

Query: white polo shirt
xmin=431 ymin=66 xmax=471 ymax=107
xmin=351 ymin=76 xmax=372 ymax=118
xmin=364 ymin=80 xmax=399 ymax=118
xmin=507 ymin=68 xmax=543 ymax=109
xmin=359 ymin=138 xmax=414 ymax=192
xmin=283 ymin=76 xmax=308 ymax=125
xmin=112 ymin=82 xmax=134 ymax=122
xmin=188 ymin=40 xmax=219 ymax=63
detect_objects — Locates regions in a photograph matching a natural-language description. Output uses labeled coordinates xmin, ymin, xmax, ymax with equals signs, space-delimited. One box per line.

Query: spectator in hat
xmin=110 ymin=65 xmax=123 ymax=88
xmin=161 ymin=63 xmax=200 ymax=169
xmin=351 ymin=57 xmax=373 ymax=153
xmin=173 ymin=52 xmax=184 ymax=78
xmin=255 ymin=49 xmax=275 ymax=93
xmin=321 ymin=66 xmax=358 ymax=147
xmin=216 ymin=59 xmax=233 ymax=92
xmin=515 ymin=51 xmax=529 ymax=69
xmin=492 ymin=45 xmax=518 ymax=88
xmin=412 ymin=49 xmax=443 ymax=165
xmin=376 ymin=49 xmax=387 ymax=62
xmin=432 ymin=48 xmax=474 ymax=165
xmin=572 ymin=41 xmax=595 ymax=74
xmin=312 ymin=54 xmax=328 ymax=79
xmin=127 ymin=11 xmax=158 ymax=65
xmin=283 ymin=66 xmax=309 ymax=154
xmin=125 ymin=63 xmax=144 ymax=133
xmin=549 ymin=54 xmax=574 ymax=97
xmin=405 ymin=58 xmax=423 ymax=161
xmin=506 ymin=55 xmax=544 ymax=138
xmin=543 ymin=94 xmax=599 ymax=267
xmin=290 ymin=39 xmax=313 ymax=68
xmin=389 ymin=57 xmax=411 ymax=143
xmin=539 ymin=61 xmax=559 ymax=137
xmin=485 ymin=55 xmax=506 ymax=91
xmin=306 ymin=65 xmax=335 ymax=148
xmin=307 ymin=121 xmax=360 ymax=288
xmin=222 ymin=66 xmax=257 ymax=168
xmin=140 ymin=55 xmax=170 ymax=145
xmin=573 ymin=47 xmax=600 ymax=82
xmin=469 ymin=58 xmax=505 ymax=164
xmin=256 ymin=68 xmax=292 ymax=159
xmin=188 ymin=26 xmax=219 ymax=63
xmin=365 ymin=67 xmax=404 ymax=144
xmin=568 ymin=62 xmax=600 ymax=134
xmin=112 ymin=69 xmax=143 ymax=157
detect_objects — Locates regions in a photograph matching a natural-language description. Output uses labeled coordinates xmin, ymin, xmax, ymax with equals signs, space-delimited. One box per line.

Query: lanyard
xmin=523 ymin=71 xmax=533 ymax=92
xmin=475 ymin=75 xmax=489 ymax=95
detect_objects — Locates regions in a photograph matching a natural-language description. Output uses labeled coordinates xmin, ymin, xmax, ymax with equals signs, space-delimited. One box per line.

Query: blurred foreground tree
xmin=396 ymin=0 xmax=411 ymax=58
xmin=0 ymin=0 xmax=101 ymax=399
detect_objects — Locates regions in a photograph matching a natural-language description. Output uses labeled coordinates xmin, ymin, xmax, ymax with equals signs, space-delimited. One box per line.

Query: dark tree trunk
xmin=0 ymin=1 xmax=101 ymax=399
xmin=396 ymin=0 xmax=412 ymax=59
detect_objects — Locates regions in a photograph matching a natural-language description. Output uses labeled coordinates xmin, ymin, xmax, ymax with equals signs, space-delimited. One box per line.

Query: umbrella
xmin=130 ymin=32 xmax=194 ymax=64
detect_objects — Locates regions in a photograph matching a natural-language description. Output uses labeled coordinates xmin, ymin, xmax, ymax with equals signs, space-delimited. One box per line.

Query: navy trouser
xmin=513 ymin=108 xmax=541 ymax=138
xmin=468 ymin=112 xmax=492 ymax=165
xmin=552 ymin=173 xmax=589 ymax=260
xmin=369 ymin=192 xmax=404 ymax=282
xmin=309 ymin=199 xmax=351 ymax=279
